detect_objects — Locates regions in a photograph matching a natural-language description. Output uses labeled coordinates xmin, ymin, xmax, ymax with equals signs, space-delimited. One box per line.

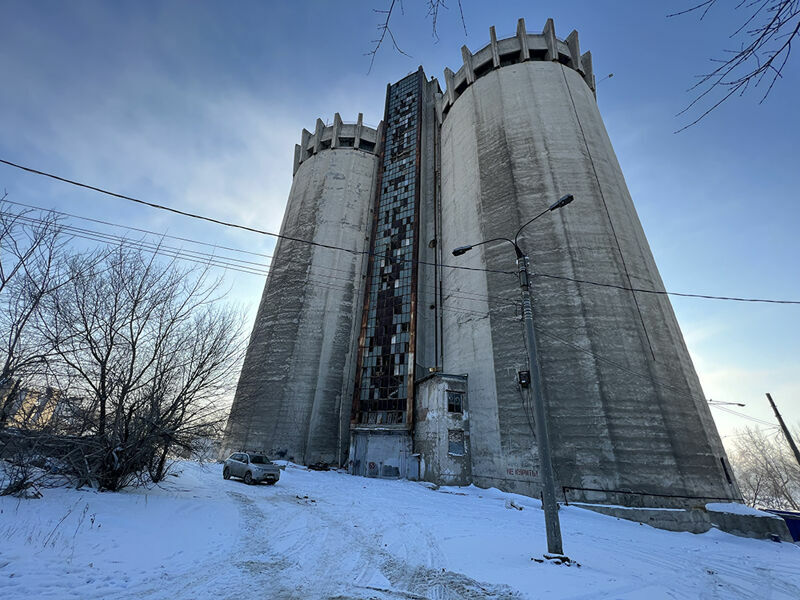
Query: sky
xmin=1 ymin=1 xmax=798 ymax=443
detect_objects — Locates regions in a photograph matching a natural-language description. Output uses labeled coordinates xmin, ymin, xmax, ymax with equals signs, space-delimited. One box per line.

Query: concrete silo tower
xmin=438 ymin=19 xmax=739 ymax=506
xmin=222 ymin=115 xmax=382 ymax=465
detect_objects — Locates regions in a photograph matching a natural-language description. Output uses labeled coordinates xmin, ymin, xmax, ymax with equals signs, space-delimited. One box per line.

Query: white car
xmin=223 ymin=452 xmax=280 ymax=485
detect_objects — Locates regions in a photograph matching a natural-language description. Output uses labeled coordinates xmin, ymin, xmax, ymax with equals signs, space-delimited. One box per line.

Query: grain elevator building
xmin=222 ymin=18 xmax=741 ymax=509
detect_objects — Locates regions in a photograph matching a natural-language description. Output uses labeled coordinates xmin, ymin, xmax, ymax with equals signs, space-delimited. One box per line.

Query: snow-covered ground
xmin=2 ymin=461 xmax=799 ymax=599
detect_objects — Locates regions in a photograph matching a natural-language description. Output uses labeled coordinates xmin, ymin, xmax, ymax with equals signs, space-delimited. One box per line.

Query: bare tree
xmin=670 ymin=0 xmax=800 ymax=130
xmin=37 ymin=245 xmax=245 ymax=489
xmin=366 ymin=0 xmax=467 ymax=72
xmin=727 ymin=425 xmax=800 ymax=510
xmin=0 ymin=197 xmax=65 ymax=425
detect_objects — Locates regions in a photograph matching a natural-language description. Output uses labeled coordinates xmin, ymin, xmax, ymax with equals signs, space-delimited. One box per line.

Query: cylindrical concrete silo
xmin=222 ymin=114 xmax=382 ymax=466
xmin=438 ymin=19 xmax=739 ymax=506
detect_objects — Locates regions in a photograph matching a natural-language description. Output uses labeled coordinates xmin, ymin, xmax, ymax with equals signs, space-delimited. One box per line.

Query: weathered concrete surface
xmin=575 ymin=503 xmax=793 ymax=542
xmin=222 ymin=139 xmax=379 ymax=465
xmin=415 ymin=75 xmax=443 ymax=376
xmin=414 ymin=374 xmax=471 ymax=486
xmin=439 ymin=18 xmax=596 ymax=119
xmin=439 ymin=52 xmax=739 ymax=506
xmin=294 ymin=112 xmax=382 ymax=174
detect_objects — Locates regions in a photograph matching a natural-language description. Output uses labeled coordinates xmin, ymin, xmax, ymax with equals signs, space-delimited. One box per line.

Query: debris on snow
xmin=505 ymin=499 xmax=524 ymax=511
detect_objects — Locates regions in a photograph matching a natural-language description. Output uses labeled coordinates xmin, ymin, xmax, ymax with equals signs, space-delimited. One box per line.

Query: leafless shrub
xmin=727 ymin=425 xmax=800 ymax=510
xmin=34 ymin=245 xmax=245 ymax=490
xmin=1 ymin=196 xmax=66 ymax=426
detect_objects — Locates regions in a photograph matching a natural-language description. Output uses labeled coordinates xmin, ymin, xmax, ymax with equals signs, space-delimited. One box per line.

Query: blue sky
xmin=1 ymin=1 xmax=798 ymax=441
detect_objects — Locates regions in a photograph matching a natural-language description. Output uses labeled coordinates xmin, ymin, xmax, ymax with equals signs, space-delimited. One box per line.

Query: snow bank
xmin=706 ymin=502 xmax=780 ymax=518
xmin=2 ymin=461 xmax=799 ymax=599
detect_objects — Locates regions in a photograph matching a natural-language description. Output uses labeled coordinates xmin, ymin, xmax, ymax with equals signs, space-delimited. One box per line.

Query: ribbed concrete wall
xmin=222 ymin=138 xmax=379 ymax=465
xmin=439 ymin=58 xmax=739 ymax=506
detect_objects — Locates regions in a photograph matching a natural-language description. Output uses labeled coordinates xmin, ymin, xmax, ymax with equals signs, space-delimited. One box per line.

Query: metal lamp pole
xmin=453 ymin=193 xmax=573 ymax=557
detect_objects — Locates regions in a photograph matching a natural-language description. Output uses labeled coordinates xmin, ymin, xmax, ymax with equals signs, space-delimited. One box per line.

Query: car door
xmin=231 ymin=453 xmax=244 ymax=477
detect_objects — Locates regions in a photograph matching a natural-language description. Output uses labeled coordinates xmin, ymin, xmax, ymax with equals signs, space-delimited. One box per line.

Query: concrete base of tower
xmin=574 ymin=503 xmax=794 ymax=542
xmin=348 ymin=428 xmax=418 ymax=480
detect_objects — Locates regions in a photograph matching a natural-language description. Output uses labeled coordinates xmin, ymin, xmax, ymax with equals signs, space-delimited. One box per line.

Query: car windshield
xmin=248 ymin=455 xmax=270 ymax=464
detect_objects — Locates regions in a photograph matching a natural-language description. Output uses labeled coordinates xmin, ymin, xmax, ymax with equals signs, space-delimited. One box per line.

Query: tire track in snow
xmin=317 ymin=507 xmax=521 ymax=600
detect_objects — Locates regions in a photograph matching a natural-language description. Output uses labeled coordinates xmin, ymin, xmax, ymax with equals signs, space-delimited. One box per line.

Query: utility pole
xmin=766 ymin=393 xmax=800 ymax=469
xmin=518 ymin=252 xmax=564 ymax=556
xmin=451 ymin=193 xmax=573 ymax=557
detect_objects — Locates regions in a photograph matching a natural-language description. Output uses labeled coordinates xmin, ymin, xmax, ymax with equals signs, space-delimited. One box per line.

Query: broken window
xmin=354 ymin=71 xmax=420 ymax=425
xmin=447 ymin=390 xmax=464 ymax=414
xmin=448 ymin=430 xmax=465 ymax=456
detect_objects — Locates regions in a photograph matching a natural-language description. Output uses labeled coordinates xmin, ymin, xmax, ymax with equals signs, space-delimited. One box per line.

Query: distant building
xmin=222 ymin=18 xmax=741 ymax=508
xmin=2 ymin=384 xmax=61 ymax=430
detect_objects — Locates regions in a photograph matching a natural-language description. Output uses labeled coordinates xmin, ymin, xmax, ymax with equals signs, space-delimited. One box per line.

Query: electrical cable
xmin=2 ymin=205 xmax=522 ymax=308
xmin=9 ymin=214 xmax=511 ymax=312
xmin=711 ymin=405 xmax=780 ymax=428
xmin=9 ymin=212 xmax=272 ymax=271
xmin=0 ymin=157 xmax=364 ymax=255
xmin=721 ymin=427 xmax=780 ymax=439
xmin=3 ymin=158 xmax=798 ymax=304
xmin=5 ymin=214 xmax=271 ymax=278
xmin=0 ymin=157 xmax=515 ymax=276
xmin=534 ymin=272 xmax=800 ymax=305
xmin=3 ymin=198 xmax=275 ymax=261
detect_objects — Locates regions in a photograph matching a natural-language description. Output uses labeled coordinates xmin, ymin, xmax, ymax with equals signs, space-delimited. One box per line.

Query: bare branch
xmin=672 ymin=0 xmax=799 ymax=130
xmin=366 ymin=0 xmax=467 ymax=72
xmin=366 ymin=0 xmax=404 ymax=74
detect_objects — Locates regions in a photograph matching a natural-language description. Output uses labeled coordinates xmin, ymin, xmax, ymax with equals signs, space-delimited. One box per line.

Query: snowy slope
xmin=1 ymin=461 xmax=798 ymax=599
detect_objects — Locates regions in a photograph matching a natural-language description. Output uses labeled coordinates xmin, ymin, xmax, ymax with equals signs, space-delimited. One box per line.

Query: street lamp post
xmin=452 ymin=193 xmax=574 ymax=557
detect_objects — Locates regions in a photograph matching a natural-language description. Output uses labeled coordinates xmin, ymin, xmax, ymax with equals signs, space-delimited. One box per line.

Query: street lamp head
xmin=549 ymin=194 xmax=574 ymax=211
xmin=452 ymin=245 xmax=473 ymax=257
xmin=707 ymin=398 xmax=747 ymax=407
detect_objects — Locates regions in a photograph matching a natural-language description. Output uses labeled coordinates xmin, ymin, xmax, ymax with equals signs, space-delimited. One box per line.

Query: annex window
xmin=447 ymin=390 xmax=464 ymax=414
xmin=448 ymin=430 xmax=465 ymax=456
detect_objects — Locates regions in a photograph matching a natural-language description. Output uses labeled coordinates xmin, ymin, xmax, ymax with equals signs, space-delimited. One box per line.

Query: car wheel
xmin=244 ymin=471 xmax=253 ymax=485
xmin=223 ymin=467 xmax=231 ymax=480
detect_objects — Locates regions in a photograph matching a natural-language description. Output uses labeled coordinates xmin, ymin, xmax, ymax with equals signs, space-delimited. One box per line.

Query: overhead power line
xmin=535 ymin=273 xmax=800 ymax=306
xmin=3 ymin=198 xmax=275 ymax=261
xmin=4 ymin=208 xmax=520 ymax=311
xmin=711 ymin=404 xmax=781 ymax=428
xmin=3 ymin=157 xmax=799 ymax=304
xmin=0 ymin=157 xmax=361 ymax=254
xmin=7 ymin=212 xmax=271 ymax=276
xmin=0 ymin=157 xmax=513 ymax=276
xmin=5 ymin=199 xmax=521 ymax=307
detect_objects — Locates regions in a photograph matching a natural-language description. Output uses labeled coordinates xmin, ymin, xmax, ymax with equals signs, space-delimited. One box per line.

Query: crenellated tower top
xmin=293 ymin=113 xmax=384 ymax=175
xmin=438 ymin=18 xmax=595 ymax=120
